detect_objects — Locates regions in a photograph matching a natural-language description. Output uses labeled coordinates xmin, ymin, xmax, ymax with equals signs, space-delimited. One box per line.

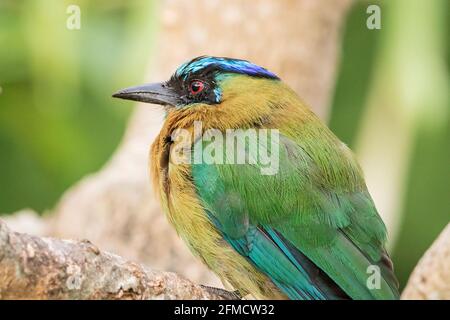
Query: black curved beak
xmin=112 ymin=82 xmax=178 ymax=107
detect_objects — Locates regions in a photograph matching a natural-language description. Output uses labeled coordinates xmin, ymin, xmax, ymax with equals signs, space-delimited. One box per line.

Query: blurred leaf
xmin=0 ymin=0 xmax=156 ymax=212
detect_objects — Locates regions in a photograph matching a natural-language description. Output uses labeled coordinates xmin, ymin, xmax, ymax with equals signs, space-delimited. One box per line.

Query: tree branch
xmin=401 ymin=224 xmax=450 ymax=300
xmin=2 ymin=217 xmax=449 ymax=299
xmin=0 ymin=219 xmax=227 ymax=300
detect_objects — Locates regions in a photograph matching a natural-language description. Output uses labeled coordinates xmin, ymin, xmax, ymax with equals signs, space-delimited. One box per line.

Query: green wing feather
xmin=191 ymin=131 xmax=399 ymax=300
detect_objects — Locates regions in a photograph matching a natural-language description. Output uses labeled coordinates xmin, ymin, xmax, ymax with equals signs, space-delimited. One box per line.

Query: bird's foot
xmin=200 ymin=285 xmax=242 ymax=300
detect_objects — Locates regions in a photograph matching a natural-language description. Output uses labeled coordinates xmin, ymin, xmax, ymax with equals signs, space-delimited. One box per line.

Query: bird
xmin=113 ymin=56 xmax=400 ymax=300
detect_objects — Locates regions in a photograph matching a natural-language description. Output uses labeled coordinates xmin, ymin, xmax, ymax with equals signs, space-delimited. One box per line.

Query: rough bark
xmin=0 ymin=219 xmax=226 ymax=300
xmin=44 ymin=0 xmax=353 ymax=287
xmin=2 ymin=218 xmax=449 ymax=300
xmin=401 ymin=224 xmax=450 ymax=300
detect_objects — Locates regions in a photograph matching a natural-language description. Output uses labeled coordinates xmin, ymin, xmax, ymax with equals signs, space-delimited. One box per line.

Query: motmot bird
xmin=113 ymin=56 xmax=399 ymax=300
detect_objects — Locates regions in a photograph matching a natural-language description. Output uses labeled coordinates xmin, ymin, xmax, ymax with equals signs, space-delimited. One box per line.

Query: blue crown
xmin=175 ymin=56 xmax=279 ymax=80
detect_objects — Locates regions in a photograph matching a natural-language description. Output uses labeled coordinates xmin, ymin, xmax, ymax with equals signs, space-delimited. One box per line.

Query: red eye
xmin=189 ymin=80 xmax=205 ymax=95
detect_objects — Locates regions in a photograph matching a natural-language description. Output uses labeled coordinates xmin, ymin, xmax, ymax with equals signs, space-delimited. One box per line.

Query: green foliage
xmin=329 ymin=2 xmax=381 ymax=147
xmin=0 ymin=0 xmax=157 ymax=212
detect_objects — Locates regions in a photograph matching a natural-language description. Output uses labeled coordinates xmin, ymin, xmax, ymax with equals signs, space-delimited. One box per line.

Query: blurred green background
xmin=0 ymin=0 xmax=448 ymax=289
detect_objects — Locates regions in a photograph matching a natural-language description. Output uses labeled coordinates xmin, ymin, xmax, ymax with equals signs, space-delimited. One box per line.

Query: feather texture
xmin=150 ymin=64 xmax=399 ymax=299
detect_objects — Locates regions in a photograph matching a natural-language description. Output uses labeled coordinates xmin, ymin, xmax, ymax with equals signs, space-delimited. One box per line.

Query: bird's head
xmin=113 ymin=56 xmax=301 ymax=129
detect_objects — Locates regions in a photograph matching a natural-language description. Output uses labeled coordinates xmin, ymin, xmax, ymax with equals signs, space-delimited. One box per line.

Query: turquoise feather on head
xmin=175 ymin=56 xmax=280 ymax=80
